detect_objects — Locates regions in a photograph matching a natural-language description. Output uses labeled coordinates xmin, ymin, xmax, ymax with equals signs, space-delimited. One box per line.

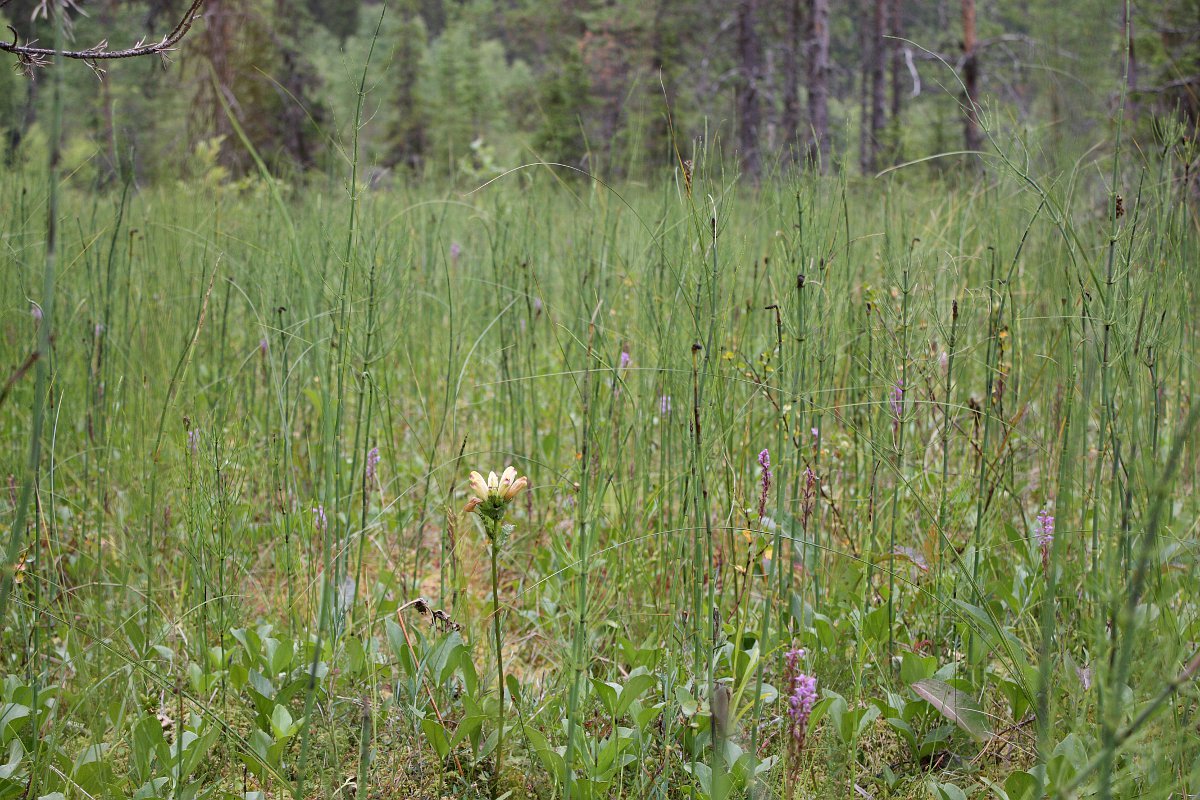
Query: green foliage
xmin=306 ymin=0 xmax=360 ymax=42
xmin=533 ymin=46 xmax=591 ymax=168
xmin=2 ymin=21 xmax=1200 ymax=796
xmin=382 ymin=3 xmax=428 ymax=170
xmin=416 ymin=19 xmax=530 ymax=175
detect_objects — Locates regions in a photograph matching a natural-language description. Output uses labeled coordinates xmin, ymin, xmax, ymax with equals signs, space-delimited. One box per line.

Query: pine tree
xmin=384 ymin=1 xmax=429 ymax=170
xmin=306 ymin=0 xmax=360 ymax=43
xmin=533 ymin=45 xmax=590 ymax=169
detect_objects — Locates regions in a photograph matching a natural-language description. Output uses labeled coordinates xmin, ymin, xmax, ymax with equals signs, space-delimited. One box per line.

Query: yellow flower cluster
xmin=464 ymin=466 xmax=528 ymax=517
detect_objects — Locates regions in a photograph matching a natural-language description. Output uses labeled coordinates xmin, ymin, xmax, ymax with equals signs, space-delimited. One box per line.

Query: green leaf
xmin=180 ymin=725 xmax=219 ymax=782
xmin=449 ymin=715 xmax=484 ymax=750
xmin=674 ymin=686 xmax=698 ymax=717
xmin=264 ymin=638 xmax=293 ymax=675
xmin=269 ymin=704 xmax=293 ymax=740
xmin=1004 ymin=770 xmax=1040 ymax=800
xmin=900 ymin=651 xmax=937 ymax=684
xmin=911 ymin=679 xmax=992 ymax=741
xmin=476 ymin=729 xmax=498 ymax=764
xmin=885 ymin=717 xmax=917 ymax=753
xmin=133 ymin=777 xmax=170 ymax=800
xmin=635 ymin=703 xmax=663 ymax=733
xmin=0 ymin=739 xmax=23 ymax=781
xmin=420 ymin=718 xmax=450 ymax=759
xmin=592 ymin=680 xmax=619 ymax=716
xmin=522 ymin=727 xmax=567 ymax=783
xmin=934 ymin=781 xmax=969 ymax=800
xmin=505 ymin=673 xmax=522 ymax=707
xmin=384 ymin=619 xmax=415 ymax=677
xmin=616 ymin=673 xmax=657 ymax=717
xmin=0 ymin=706 xmax=29 ymax=746
xmin=863 ymin=605 xmax=890 ymax=643
xmin=131 ymin=714 xmax=166 ymax=782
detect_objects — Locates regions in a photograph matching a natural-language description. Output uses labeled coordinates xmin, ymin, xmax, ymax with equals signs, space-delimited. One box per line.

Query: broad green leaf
xmin=269 ymin=704 xmax=293 ymax=740
xmin=616 ymin=673 xmax=657 ymax=717
xmin=420 ymin=718 xmax=450 ymax=759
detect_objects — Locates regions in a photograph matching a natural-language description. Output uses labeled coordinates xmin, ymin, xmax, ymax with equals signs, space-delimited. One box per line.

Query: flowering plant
xmin=463 ymin=464 xmax=527 ymax=791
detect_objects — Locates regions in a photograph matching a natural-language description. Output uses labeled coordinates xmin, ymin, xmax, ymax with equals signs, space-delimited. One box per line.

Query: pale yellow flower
xmin=464 ymin=465 xmax=528 ymax=516
xmin=504 ymin=475 xmax=528 ymax=501
xmin=469 ymin=471 xmax=489 ymax=501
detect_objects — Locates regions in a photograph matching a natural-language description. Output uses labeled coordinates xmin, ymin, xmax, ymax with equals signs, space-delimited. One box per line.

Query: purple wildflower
xmin=789 ymin=675 xmax=818 ymax=738
xmin=187 ymin=428 xmax=200 ymax=455
xmin=889 ymin=380 xmax=904 ymax=419
xmin=365 ymin=446 xmax=380 ymax=483
xmin=1036 ymin=507 xmax=1054 ymax=569
xmin=757 ymin=449 xmax=772 ymax=520
xmin=801 ymin=466 xmax=817 ymax=529
xmin=449 ymin=242 xmax=462 ymax=262
xmin=889 ymin=379 xmax=905 ymax=437
xmin=612 ymin=351 xmax=632 ymax=398
xmin=259 ymin=337 xmax=269 ymax=355
xmin=31 ymin=304 xmax=42 ymax=322
xmin=94 ymin=323 xmax=105 ymax=337
xmin=1036 ymin=509 xmax=1054 ymax=547
xmin=659 ymin=394 xmax=672 ymax=415
xmin=784 ymin=647 xmax=818 ymax=752
xmin=313 ymin=504 xmax=327 ymax=532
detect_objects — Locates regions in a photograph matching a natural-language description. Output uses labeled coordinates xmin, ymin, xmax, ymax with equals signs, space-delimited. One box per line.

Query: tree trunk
xmin=890 ymin=0 xmax=904 ymax=120
xmin=781 ymin=0 xmax=803 ymax=161
xmin=961 ymin=0 xmax=982 ymax=153
xmin=858 ymin=0 xmax=871 ymax=173
xmin=198 ymin=0 xmax=239 ymax=170
xmin=737 ymin=0 xmax=762 ymax=178
xmin=806 ymin=0 xmax=830 ymax=171
xmin=870 ymin=0 xmax=887 ymax=165
xmin=862 ymin=0 xmax=887 ymax=173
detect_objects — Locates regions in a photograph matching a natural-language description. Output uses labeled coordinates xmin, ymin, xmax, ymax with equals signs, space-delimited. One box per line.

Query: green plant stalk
xmin=886 ymin=253 xmax=912 ymax=672
xmin=0 ymin=0 xmax=63 ymax=636
xmin=1036 ymin=356 xmax=1075 ymax=796
xmin=748 ymin=295 xmax=790 ymax=783
xmin=934 ymin=299 xmax=959 ymax=651
xmin=969 ymin=250 xmax=1000 ymax=600
xmin=1096 ymin=7 xmax=1134 ymax=794
xmin=563 ymin=313 xmax=598 ymax=800
xmin=350 ymin=244 xmax=381 ymax=629
xmin=1063 ymin=407 xmax=1200 ymax=800
xmin=489 ymin=517 xmax=507 ymax=791
xmin=295 ymin=10 xmax=385 ymax=798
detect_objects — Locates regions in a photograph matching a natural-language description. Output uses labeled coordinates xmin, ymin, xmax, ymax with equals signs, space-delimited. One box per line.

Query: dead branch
xmin=1 ymin=0 xmax=204 ymax=69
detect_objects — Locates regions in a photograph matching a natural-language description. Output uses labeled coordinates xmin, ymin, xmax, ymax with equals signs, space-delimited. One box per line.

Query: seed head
xmin=757 ymin=449 xmax=772 ymax=520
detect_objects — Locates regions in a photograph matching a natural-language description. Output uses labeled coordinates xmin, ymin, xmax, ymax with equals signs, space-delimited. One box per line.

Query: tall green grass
xmin=1 ymin=126 xmax=1198 ymax=799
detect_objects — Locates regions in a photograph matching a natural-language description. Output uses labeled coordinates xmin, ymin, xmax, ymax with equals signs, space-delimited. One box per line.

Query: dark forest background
xmin=1 ymin=0 xmax=1198 ymax=185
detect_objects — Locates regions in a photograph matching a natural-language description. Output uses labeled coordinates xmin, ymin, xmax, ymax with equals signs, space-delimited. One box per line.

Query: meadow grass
xmin=1 ymin=139 xmax=1199 ymax=800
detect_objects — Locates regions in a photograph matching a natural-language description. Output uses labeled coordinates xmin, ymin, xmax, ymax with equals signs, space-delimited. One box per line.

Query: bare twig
xmin=1 ymin=0 xmax=205 ymax=68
